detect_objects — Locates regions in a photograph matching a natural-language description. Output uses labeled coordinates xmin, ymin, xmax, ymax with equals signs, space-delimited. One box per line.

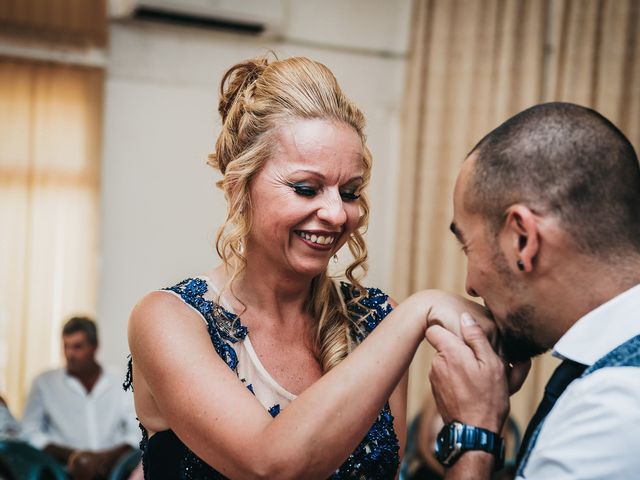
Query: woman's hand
xmin=412 ymin=290 xmax=498 ymax=347
xmin=414 ymin=290 xmax=530 ymax=395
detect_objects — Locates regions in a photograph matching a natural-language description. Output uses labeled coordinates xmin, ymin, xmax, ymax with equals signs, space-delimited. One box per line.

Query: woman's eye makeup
xmin=340 ymin=191 xmax=361 ymax=201
xmin=288 ymin=182 xmax=317 ymax=197
xmin=287 ymin=181 xmax=361 ymax=201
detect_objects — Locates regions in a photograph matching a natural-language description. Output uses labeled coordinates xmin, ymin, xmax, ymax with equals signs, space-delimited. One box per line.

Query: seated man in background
xmin=21 ymin=317 xmax=139 ymax=479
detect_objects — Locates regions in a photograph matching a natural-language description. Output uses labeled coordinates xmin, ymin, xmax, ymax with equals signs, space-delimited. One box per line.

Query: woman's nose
xmin=317 ymin=193 xmax=347 ymax=226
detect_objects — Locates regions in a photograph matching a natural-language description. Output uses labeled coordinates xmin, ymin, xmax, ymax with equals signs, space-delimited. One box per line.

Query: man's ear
xmin=500 ymin=205 xmax=540 ymax=272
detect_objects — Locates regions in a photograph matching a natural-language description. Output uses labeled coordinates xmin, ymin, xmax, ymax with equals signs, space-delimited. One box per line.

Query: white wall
xmin=99 ymin=1 xmax=411 ymax=368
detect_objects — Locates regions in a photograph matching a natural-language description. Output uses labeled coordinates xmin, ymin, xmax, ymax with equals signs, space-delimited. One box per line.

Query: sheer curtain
xmin=0 ymin=0 xmax=107 ymax=46
xmin=0 ymin=58 xmax=103 ymax=414
xmin=396 ymin=0 xmax=640 ymax=427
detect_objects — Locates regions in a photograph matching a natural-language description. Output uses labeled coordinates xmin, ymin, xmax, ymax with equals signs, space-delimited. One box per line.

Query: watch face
xmin=435 ymin=423 xmax=454 ymax=464
xmin=435 ymin=422 xmax=505 ymax=470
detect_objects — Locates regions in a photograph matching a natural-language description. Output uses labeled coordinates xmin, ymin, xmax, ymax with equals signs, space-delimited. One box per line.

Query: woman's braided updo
xmin=208 ymin=54 xmax=373 ymax=372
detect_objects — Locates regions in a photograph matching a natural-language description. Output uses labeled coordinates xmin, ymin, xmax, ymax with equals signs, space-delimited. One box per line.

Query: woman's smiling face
xmin=245 ymin=118 xmax=365 ymax=279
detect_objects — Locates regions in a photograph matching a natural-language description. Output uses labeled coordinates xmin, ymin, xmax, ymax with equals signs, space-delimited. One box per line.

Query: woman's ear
xmin=501 ymin=205 xmax=540 ymax=273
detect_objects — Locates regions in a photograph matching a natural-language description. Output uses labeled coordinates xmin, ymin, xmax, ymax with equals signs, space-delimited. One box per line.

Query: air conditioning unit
xmin=110 ymin=0 xmax=285 ymax=36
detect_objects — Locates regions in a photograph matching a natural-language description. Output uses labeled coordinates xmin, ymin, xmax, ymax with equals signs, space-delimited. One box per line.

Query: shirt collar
xmin=63 ymin=368 xmax=108 ymax=396
xmin=553 ymin=283 xmax=640 ymax=365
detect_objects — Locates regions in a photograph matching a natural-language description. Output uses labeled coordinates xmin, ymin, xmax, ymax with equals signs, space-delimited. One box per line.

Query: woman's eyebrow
xmin=289 ymin=169 xmax=364 ymax=184
xmin=289 ymin=169 xmax=325 ymax=179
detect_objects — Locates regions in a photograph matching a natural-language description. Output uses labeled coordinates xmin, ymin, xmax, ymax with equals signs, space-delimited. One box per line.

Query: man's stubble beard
xmin=491 ymin=246 xmax=549 ymax=364
xmin=499 ymin=306 xmax=549 ymax=363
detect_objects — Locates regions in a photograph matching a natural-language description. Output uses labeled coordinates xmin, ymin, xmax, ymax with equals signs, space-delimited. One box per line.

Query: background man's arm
xmin=68 ymin=444 xmax=134 ymax=479
xmin=20 ymin=377 xmax=54 ymax=451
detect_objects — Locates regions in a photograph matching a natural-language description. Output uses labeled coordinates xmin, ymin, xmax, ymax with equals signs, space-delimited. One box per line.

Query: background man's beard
xmin=499 ymin=305 xmax=549 ymax=363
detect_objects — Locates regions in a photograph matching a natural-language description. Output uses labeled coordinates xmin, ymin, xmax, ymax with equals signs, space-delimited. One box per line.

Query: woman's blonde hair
xmin=208 ymin=54 xmax=372 ymax=372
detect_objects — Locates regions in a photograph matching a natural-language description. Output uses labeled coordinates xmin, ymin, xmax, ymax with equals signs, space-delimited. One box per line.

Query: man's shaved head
xmin=467 ymin=102 xmax=640 ymax=258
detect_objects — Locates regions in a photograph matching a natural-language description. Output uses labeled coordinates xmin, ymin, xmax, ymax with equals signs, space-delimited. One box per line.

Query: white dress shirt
xmin=518 ymin=284 xmax=640 ymax=479
xmin=21 ymin=367 xmax=140 ymax=451
xmin=0 ymin=403 xmax=20 ymax=439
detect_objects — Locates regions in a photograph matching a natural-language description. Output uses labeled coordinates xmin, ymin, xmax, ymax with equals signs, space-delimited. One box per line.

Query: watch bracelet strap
xmin=459 ymin=424 xmax=504 ymax=469
xmin=459 ymin=424 xmax=501 ymax=453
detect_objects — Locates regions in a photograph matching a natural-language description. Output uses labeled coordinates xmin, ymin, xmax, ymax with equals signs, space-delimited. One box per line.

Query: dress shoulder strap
xmin=162 ymin=277 xmax=248 ymax=372
xmin=339 ymin=281 xmax=394 ymax=344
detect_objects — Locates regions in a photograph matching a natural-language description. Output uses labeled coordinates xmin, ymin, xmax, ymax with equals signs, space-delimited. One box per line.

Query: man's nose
xmin=465 ymin=278 xmax=479 ymax=297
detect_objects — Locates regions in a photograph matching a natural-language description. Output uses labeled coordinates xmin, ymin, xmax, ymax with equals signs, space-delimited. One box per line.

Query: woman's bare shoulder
xmin=127 ymin=288 xmax=209 ymax=358
xmin=130 ymin=288 xmax=201 ymax=325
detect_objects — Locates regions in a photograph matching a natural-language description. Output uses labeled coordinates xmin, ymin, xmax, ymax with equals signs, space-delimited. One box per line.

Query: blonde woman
xmin=125 ymin=55 xmax=491 ymax=479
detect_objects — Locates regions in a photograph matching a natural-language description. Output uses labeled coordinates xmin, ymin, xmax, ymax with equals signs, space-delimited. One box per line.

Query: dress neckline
xmin=196 ymin=274 xmax=297 ymax=400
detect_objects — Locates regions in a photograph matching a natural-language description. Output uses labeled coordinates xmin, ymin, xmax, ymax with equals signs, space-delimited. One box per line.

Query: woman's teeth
xmin=297 ymin=232 xmax=336 ymax=245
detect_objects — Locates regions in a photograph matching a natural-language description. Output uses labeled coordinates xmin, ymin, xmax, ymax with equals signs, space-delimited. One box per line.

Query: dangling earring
xmin=333 ymin=254 xmax=339 ymax=264
xmin=237 ymin=239 xmax=245 ymax=255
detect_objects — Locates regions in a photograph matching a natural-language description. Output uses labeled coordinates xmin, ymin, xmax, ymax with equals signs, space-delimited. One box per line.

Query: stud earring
xmin=517 ymin=259 xmax=525 ymax=271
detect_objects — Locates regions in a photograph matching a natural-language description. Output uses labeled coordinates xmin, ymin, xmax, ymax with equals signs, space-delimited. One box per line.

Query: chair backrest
xmin=0 ymin=441 xmax=67 ymax=480
xmin=504 ymin=415 xmax=522 ymax=467
xmin=108 ymin=449 xmax=142 ymax=480
xmin=399 ymin=413 xmax=423 ymax=480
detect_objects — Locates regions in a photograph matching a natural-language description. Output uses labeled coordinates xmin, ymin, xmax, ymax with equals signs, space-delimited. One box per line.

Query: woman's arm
xmin=389 ymin=370 xmax=409 ymax=479
xmin=129 ymin=289 xmax=484 ymax=480
xmin=386 ymin=297 xmax=408 ymax=479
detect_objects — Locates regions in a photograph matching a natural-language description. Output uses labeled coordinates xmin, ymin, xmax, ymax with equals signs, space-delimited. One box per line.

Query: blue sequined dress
xmin=124 ymin=276 xmax=400 ymax=479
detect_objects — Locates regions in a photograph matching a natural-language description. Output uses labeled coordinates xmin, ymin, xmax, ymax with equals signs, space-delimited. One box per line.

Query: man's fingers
xmin=460 ymin=312 xmax=497 ymax=361
xmin=426 ymin=324 xmax=465 ymax=353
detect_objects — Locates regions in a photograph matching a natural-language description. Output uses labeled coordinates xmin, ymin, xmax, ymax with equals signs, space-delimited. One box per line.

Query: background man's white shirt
xmin=21 ymin=367 xmax=140 ymax=451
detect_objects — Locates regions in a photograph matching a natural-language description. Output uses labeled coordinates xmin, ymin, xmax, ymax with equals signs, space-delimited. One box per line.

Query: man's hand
xmin=426 ymin=313 xmax=509 ymax=433
xmin=68 ymin=451 xmax=102 ymax=480
xmin=423 ymin=291 xmax=532 ymax=396
xmin=67 ymin=448 xmax=125 ymax=480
